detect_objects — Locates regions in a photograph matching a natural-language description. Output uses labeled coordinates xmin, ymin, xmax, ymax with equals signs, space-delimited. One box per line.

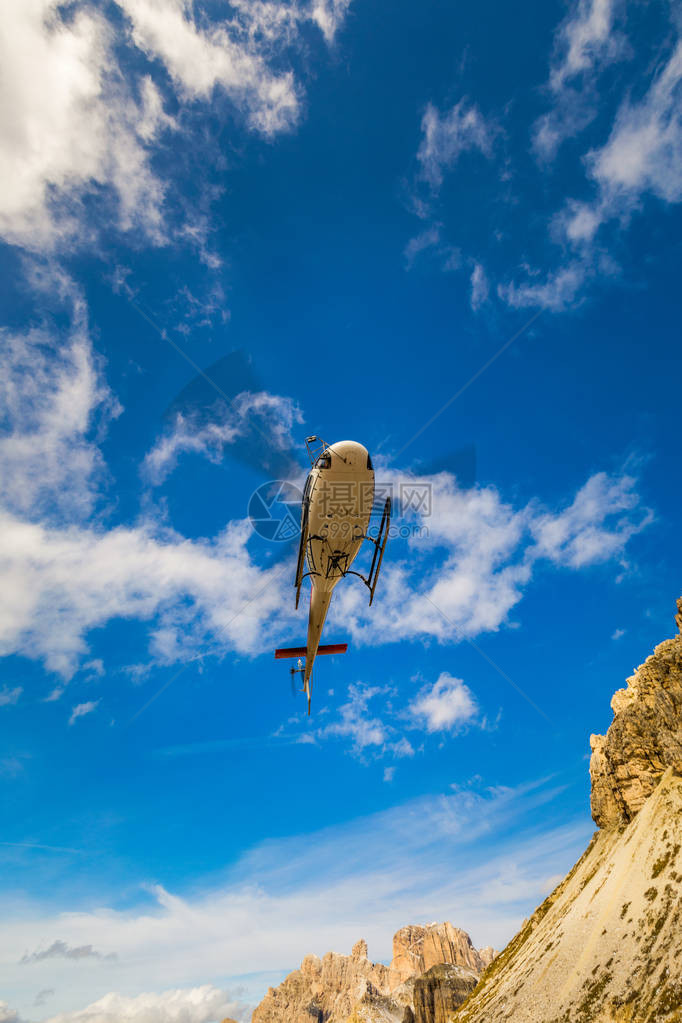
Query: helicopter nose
xmin=329 ymin=440 xmax=370 ymax=471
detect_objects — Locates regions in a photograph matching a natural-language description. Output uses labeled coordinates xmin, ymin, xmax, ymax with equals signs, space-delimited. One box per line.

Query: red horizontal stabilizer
xmin=274 ymin=643 xmax=348 ymax=659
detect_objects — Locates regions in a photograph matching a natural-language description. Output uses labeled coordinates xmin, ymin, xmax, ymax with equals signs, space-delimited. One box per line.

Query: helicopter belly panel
xmin=306 ymin=468 xmax=374 ymax=585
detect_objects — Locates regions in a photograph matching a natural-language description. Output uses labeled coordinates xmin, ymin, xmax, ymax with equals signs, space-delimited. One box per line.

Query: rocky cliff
xmin=251 ymin=924 xmax=494 ymax=1023
xmin=590 ymin=597 xmax=682 ymax=828
xmin=451 ymin=597 xmax=682 ymax=1023
xmin=388 ymin=923 xmax=493 ymax=989
xmin=409 ymin=964 xmax=482 ymax=1023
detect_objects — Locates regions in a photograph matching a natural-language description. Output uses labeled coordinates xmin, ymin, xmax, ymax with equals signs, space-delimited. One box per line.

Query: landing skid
xmin=345 ymin=496 xmax=391 ymax=605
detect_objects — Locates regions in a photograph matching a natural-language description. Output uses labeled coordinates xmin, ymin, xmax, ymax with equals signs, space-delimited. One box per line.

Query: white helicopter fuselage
xmin=276 ymin=437 xmax=390 ymax=712
xmin=302 ymin=440 xmax=375 ymax=690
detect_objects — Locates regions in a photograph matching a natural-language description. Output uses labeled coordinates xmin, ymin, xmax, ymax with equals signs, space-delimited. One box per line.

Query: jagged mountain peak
xmin=251 ymin=921 xmax=496 ymax=1023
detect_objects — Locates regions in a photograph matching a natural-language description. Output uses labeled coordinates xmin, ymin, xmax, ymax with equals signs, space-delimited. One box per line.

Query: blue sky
xmin=1 ymin=0 xmax=681 ymax=1020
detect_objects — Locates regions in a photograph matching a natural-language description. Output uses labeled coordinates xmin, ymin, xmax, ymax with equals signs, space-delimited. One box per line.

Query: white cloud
xmin=550 ymin=0 xmax=623 ymax=91
xmin=311 ymin=0 xmax=352 ymax=43
xmin=528 ymin=471 xmax=652 ymax=568
xmin=532 ymin=0 xmax=627 ymax=161
xmin=404 ymin=225 xmax=442 ymax=267
xmin=0 ymin=509 xmax=290 ymax=679
xmin=407 ymin=673 xmax=478 ymax=733
xmin=0 ymin=1003 xmax=26 ymax=1023
xmin=306 ymin=673 xmax=482 ymax=761
xmin=144 ymin=392 xmax=302 ymax=485
xmin=0 ymin=316 xmax=294 ymax=679
xmin=403 ymin=224 xmax=460 ymax=272
xmin=0 ymin=310 xmax=119 ymax=523
xmin=45 ymin=986 xmax=249 ymax=1023
xmin=0 ymin=687 xmax=22 ymax=708
xmin=417 ymin=100 xmax=494 ymax=190
xmin=498 ymin=261 xmax=587 ymax=312
xmin=0 ymin=2 xmax=173 ymax=249
xmin=0 ymin=0 xmax=353 ymax=251
xmin=548 ymin=39 xmax=682 ymax=250
xmin=116 ymin=0 xmax=299 ymax=136
xmin=82 ymin=659 xmax=105 ymax=679
xmin=315 ymin=683 xmax=414 ymax=759
xmin=469 ymin=263 xmax=489 ymax=311
xmin=321 ymin=683 xmax=389 ymax=750
xmin=588 ymin=39 xmax=682 ymax=206
xmin=332 ymin=467 xmax=650 ymax=648
xmin=383 ymin=766 xmax=395 ymax=783
xmin=523 ymin=27 xmax=682 ymax=304
xmin=68 ymin=701 xmax=100 ymax=726
xmin=611 ymin=627 xmax=625 ymax=640
xmin=0 ymin=308 xmax=650 ymax=685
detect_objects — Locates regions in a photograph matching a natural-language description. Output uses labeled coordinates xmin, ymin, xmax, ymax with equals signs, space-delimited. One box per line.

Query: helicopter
xmin=275 ymin=436 xmax=391 ymax=713
xmin=158 ymin=350 xmax=473 ymax=712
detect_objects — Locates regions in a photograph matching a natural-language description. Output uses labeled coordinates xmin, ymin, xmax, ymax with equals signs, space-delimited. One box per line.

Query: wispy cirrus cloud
xmin=469 ymin=263 xmax=490 ymax=311
xmin=417 ymin=100 xmax=495 ymax=190
xmin=408 ymin=3 xmax=682 ymax=312
xmin=560 ymin=39 xmax=682 ymax=242
xmin=0 ymin=308 xmax=120 ymax=524
xmin=504 ymin=16 xmax=682 ymax=308
xmin=0 ymin=686 xmax=22 ymax=708
xmin=532 ymin=0 xmax=628 ymax=161
xmin=304 ymin=673 xmax=482 ymax=764
xmin=68 ymin=701 xmax=100 ymax=726
xmin=0 ymin=773 xmax=590 ymax=1018
xmin=311 ymin=682 xmax=416 ymax=760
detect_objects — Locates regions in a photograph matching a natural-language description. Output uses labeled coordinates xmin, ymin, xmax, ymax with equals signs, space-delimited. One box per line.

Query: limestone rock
xmin=388 ymin=922 xmax=488 ymax=990
xmin=475 ymin=946 xmax=496 ymax=970
xmin=251 ymin=922 xmax=494 ymax=1023
xmin=251 ymin=947 xmax=390 ymax=1023
xmin=410 ymin=963 xmax=479 ymax=1023
xmin=589 ymin=615 xmax=682 ymax=829
xmin=453 ymin=768 xmax=682 ymax=1023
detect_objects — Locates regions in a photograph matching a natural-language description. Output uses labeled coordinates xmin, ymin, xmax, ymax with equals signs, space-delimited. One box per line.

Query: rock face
xmin=590 ymin=607 xmax=682 ymax=828
xmin=388 ymin=923 xmax=488 ymax=990
xmin=251 ymin=944 xmax=389 ymax=1023
xmin=452 ymin=598 xmax=682 ymax=1023
xmin=409 ymin=964 xmax=479 ymax=1023
xmin=251 ymin=922 xmax=495 ymax=1023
